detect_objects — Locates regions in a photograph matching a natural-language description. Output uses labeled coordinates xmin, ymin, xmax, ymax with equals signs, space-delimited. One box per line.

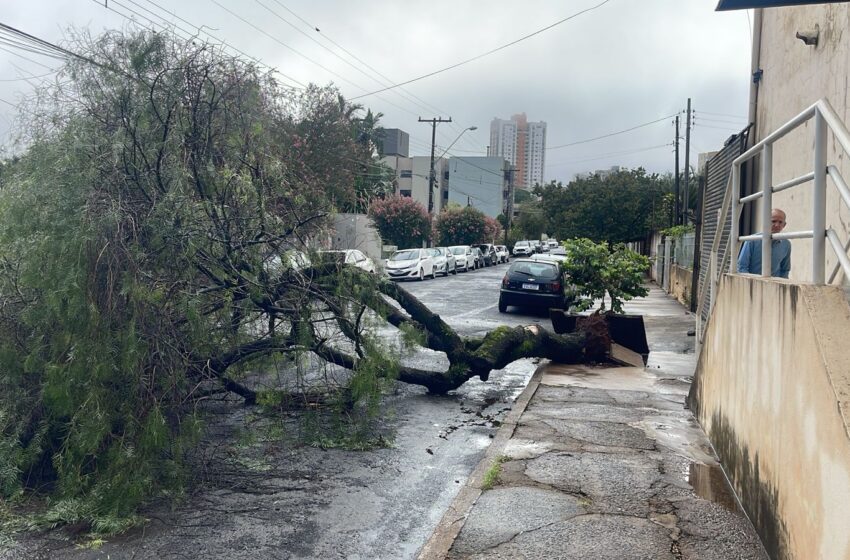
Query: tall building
xmin=489 ymin=113 xmax=546 ymax=190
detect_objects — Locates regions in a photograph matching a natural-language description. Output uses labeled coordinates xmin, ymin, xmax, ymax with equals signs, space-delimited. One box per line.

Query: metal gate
xmin=696 ymin=129 xmax=749 ymax=327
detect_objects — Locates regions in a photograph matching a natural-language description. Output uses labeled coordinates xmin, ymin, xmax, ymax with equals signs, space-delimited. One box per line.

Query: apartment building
xmin=489 ymin=113 xmax=547 ymax=190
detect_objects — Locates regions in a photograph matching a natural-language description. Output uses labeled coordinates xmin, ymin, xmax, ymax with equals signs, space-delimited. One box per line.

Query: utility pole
xmin=419 ymin=116 xmax=452 ymax=214
xmin=683 ymin=98 xmax=692 ymax=225
xmin=504 ymin=166 xmax=515 ymax=245
xmin=674 ymin=115 xmax=680 ymax=226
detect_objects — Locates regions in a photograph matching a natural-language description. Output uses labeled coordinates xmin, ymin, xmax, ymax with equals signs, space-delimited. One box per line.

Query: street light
xmin=428 ymin=126 xmax=477 ymax=213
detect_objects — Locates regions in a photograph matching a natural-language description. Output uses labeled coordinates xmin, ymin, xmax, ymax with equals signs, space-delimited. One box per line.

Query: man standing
xmin=737 ymin=208 xmax=791 ymax=278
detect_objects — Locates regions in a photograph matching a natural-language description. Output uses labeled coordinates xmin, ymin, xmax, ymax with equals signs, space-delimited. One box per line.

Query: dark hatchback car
xmin=498 ymin=258 xmax=566 ymax=313
xmin=472 ymin=244 xmax=498 ymax=267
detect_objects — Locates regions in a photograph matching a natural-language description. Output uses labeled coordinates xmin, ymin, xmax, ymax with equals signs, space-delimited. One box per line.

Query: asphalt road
xmin=7 ymin=260 xmax=545 ymax=560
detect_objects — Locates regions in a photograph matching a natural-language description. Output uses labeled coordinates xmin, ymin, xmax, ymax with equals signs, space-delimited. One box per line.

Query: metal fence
xmin=673 ymin=233 xmax=695 ymax=268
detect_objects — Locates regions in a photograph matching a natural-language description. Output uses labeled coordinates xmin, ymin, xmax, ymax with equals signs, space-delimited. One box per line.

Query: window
xmin=400 ymin=190 xmax=412 ymax=197
xmin=400 ymin=170 xmax=413 ymax=178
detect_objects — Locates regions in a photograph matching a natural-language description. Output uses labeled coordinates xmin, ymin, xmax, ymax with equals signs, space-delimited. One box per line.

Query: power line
xmin=547 ymin=114 xmax=677 ymax=151
xmin=266 ymin=0 xmax=481 ymax=151
xmin=694 ymin=109 xmax=747 ymax=120
xmin=545 ymin=143 xmax=672 ymax=167
xmin=350 ymin=0 xmax=614 ymax=100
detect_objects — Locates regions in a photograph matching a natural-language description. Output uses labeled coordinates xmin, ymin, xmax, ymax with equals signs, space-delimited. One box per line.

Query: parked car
xmin=471 ymin=247 xmax=484 ymax=269
xmin=449 ymin=245 xmax=475 ymax=272
xmin=547 ymin=239 xmax=560 ymax=250
xmin=530 ymin=240 xmax=543 ymax=254
xmin=472 ymin=243 xmax=498 ymax=267
xmin=495 ymin=245 xmax=510 ymax=264
xmin=549 ymin=246 xmax=567 ymax=257
xmin=319 ymin=249 xmax=376 ymax=273
xmin=385 ymin=248 xmax=435 ymax=281
xmin=513 ymin=240 xmax=533 ymax=257
xmin=498 ymin=258 xmax=567 ymax=313
xmin=429 ymin=247 xmax=457 ymax=276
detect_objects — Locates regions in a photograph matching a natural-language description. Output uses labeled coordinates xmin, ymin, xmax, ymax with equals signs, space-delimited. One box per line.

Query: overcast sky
xmin=0 ymin=0 xmax=753 ymax=182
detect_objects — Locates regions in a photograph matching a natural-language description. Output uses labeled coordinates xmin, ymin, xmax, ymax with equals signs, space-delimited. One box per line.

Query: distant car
xmin=471 ymin=247 xmax=484 ymax=269
xmin=385 ymin=248 xmax=435 ymax=281
xmin=549 ymin=246 xmax=567 ymax=257
xmin=429 ymin=247 xmax=457 ymax=276
xmin=495 ymin=245 xmax=509 ymax=264
xmin=512 ymin=240 xmax=533 ymax=257
xmin=449 ymin=245 xmax=475 ymax=272
xmin=265 ymin=249 xmax=311 ymax=277
xmin=498 ymin=258 xmax=567 ymax=313
xmin=319 ymin=249 xmax=376 ymax=273
xmin=530 ymin=240 xmax=546 ymax=254
xmin=547 ymin=239 xmax=559 ymax=249
xmin=472 ymin=244 xmax=497 ymax=267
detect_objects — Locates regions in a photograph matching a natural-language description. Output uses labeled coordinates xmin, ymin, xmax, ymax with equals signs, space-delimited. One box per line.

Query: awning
xmin=717 ymin=0 xmax=847 ymax=10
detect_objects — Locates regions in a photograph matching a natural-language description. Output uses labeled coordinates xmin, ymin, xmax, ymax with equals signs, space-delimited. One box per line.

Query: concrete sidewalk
xmin=419 ymin=285 xmax=768 ymax=560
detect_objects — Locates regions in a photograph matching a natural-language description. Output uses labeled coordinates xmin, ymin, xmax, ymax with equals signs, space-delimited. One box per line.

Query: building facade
xmin=489 ymin=113 xmax=546 ymax=190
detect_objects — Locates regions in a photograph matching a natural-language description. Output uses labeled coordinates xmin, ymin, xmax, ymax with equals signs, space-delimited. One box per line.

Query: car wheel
xmin=430 ymin=268 xmax=436 ymax=280
xmin=452 ymin=265 xmax=457 ymax=275
xmin=498 ymin=298 xmax=507 ymax=313
xmin=418 ymin=268 xmax=424 ymax=281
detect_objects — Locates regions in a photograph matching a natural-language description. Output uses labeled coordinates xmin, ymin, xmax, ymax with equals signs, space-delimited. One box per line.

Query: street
xmin=9 ymin=262 xmax=544 ymax=560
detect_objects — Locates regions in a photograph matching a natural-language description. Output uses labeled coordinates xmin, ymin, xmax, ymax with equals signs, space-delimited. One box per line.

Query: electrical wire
xmin=545 ymin=143 xmax=672 ymax=167
xmin=350 ymin=0 xmax=614 ymax=100
xmin=547 ymin=114 xmax=677 ymax=151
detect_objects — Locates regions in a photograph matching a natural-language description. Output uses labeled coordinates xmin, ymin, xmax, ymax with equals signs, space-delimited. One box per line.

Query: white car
xmin=495 ymin=245 xmax=509 ymax=264
xmin=512 ymin=241 xmax=533 ymax=257
xmin=429 ymin=247 xmax=457 ymax=276
xmin=547 ymin=239 xmax=560 ymax=249
xmin=448 ymin=245 xmax=475 ymax=272
xmin=320 ymin=249 xmax=376 ymax=273
xmin=385 ymin=248 xmax=435 ymax=281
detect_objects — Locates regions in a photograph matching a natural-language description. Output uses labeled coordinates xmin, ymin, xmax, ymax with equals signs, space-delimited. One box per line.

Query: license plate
xmin=522 ymin=283 xmax=539 ymax=291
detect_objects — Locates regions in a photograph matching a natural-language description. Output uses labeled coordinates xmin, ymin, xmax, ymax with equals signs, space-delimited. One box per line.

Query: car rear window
xmin=509 ymin=261 xmax=559 ymax=279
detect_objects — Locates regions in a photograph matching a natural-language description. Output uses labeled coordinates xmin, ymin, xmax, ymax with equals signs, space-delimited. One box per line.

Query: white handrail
xmin=699 ymin=97 xmax=850 ymax=341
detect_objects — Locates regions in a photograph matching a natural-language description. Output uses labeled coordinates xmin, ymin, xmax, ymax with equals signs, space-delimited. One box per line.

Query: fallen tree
xmin=0 ymin=28 xmax=605 ymax=529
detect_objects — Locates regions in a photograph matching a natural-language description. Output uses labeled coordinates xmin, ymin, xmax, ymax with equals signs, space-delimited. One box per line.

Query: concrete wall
xmin=669 ymin=264 xmax=692 ymax=308
xmin=689 ymin=274 xmax=850 ymax=559
xmin=753 ymin=6 xmax=850 ymax=284
xmin=330 ymin=213 xmax=384 ymax=264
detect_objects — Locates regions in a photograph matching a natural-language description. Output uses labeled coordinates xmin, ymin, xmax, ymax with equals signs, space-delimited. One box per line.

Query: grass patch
xmin=481 ymin=455 xmax=510 ymax=490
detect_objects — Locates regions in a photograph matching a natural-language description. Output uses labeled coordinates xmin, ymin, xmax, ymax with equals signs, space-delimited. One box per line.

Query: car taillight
xmin=502 ymin=275 xmax=508 ymax=287
xmin=551 ymin=281 xmax=561 ymax=292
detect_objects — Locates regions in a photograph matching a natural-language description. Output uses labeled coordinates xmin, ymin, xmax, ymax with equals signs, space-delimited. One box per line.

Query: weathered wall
xmin=330 ymin=213 xmax=384 ymax=264
xmin=754 ymin=5 xmax=850 ymax=284
xmin=669 ymin=264 xmax=692 ymax=308
xmin=689 ymin=275 xmax=850 ymax=559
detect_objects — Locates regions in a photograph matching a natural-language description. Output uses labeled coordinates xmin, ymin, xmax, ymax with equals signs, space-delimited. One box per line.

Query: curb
xmin=416 ymin=361 xmax=547 ymax=560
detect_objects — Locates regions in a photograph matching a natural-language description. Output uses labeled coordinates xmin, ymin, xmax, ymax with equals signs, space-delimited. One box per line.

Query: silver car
xmin=429 ymin=247 xmax=457 ymax=276
xmin=449 ymin=245 xmax=475 ymax=272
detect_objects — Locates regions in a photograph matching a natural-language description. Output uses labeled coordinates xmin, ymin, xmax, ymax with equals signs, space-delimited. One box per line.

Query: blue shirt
xmin=737 ymin=239 xmax=791 ymax=278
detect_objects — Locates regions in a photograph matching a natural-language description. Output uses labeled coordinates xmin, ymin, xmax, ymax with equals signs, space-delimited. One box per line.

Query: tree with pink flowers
xmin=368 ymin=196 xmax=432 ymax=248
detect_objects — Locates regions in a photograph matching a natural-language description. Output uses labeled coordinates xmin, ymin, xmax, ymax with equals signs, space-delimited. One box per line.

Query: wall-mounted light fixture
xmin=796 ymin=25 xmax=819 ymax=47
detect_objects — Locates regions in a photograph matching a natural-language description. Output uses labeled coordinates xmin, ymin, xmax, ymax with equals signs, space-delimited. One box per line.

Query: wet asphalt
xmin=6 ymin=261 xmax=542 ymax=560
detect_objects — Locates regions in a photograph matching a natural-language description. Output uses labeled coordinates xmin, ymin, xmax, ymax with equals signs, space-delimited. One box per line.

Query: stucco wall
xmin=669 ymin=264 xmax=692 ymax=308
xmin=689 ymin=275 xmax=850 ymax=559
xmin=754 ymin=6 xmax=850 ymax=284
xmin=330 ymin=213 xmax=384 ymax=264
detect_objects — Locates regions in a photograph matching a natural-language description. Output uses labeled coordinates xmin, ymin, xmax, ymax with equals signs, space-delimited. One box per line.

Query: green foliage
xmin=533 ymin=170 xmax=674 ymax=243
xmin=481 ymin=455 xmax=509 ymax=490
xmin=661 ymin=224 xmax=695 ymax=238
xmin=434 ymin=206 xmax=496 ymax=246
xmin=368 ymin=195 xmax=431 ymax=248
xmin=513 ymin=199 xmax=546 ymax=240
xmin=561 ymin=239 xmax=650 ymax=313
xmin=0 ymin=29 xmax=393 ymax=531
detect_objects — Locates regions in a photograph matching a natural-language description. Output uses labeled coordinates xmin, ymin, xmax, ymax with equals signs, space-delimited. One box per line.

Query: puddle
xmin=687 ymin=462 xmax=740 ymax=513
xmin=631 ymin=417 xmax=718 ymax=464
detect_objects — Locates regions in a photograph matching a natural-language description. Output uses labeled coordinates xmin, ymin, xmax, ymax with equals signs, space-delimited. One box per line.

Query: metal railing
xmin=697 ymin=98 xmax=850 ymax=341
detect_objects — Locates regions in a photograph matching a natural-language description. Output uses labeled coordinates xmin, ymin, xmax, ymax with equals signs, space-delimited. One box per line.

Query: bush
xmin=561 ymin=239 xmax=650 ymax=313
xmin=369 ymin=196 xmax=431 ymax=248
xmin=434 ymin=206 xmax=488 ymax=246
